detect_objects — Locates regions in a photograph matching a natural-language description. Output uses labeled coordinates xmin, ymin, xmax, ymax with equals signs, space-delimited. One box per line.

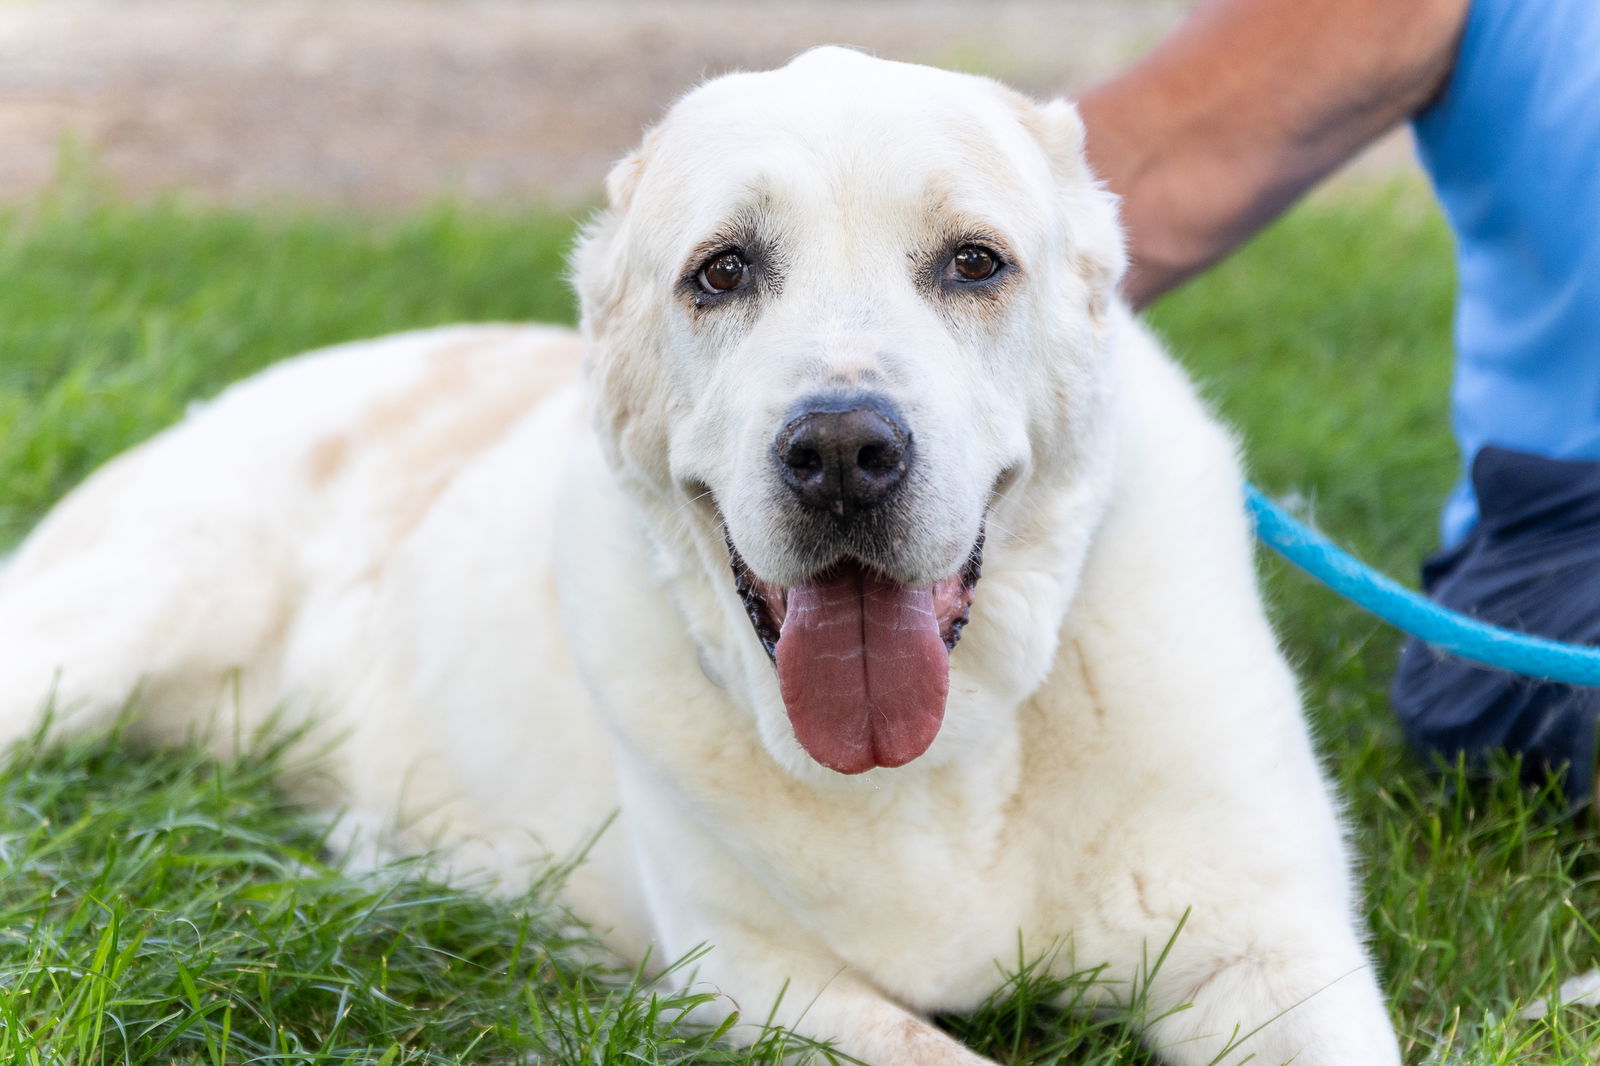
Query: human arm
xmin=1078 ymin=0 xmax=1471 ymax=308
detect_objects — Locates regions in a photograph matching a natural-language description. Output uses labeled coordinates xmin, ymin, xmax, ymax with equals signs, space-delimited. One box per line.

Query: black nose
xmin=776 ymin=401 xmax=911 ymax=517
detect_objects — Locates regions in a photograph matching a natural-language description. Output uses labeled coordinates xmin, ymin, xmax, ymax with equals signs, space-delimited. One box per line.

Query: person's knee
xmin=1392 ymin=635 xmax=1600 ymax=802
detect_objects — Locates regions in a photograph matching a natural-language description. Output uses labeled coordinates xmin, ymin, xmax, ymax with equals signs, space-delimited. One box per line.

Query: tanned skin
xmin=1080 ymin=0 xmax=1472 ymax=308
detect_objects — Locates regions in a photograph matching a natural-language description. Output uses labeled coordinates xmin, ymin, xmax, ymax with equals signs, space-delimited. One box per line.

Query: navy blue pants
xmin=1391 ymin=446 xmax=1600 ymax=805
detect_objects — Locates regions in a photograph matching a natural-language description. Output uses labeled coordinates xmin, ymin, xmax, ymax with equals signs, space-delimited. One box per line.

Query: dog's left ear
xmin=1021 ymin=97 xmax=1127 ymax=297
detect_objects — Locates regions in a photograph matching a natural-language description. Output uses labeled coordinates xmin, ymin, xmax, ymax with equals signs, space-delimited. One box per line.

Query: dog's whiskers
xmin=980 ymin=494 xmax=1030 ymax=551
xmin=668 ymin=486 xmax=718 ymax=523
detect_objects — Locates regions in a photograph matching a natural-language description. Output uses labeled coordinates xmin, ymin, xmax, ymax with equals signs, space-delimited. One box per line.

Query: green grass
xmin=3 ymin=183 xmax=1599 ymax=1063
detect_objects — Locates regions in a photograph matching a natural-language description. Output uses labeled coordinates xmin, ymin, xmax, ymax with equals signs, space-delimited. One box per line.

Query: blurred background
xmin=0 ymin=0 xmax=1418 ymax=209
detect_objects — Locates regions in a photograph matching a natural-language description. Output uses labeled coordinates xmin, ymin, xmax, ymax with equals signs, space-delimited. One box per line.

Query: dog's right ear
xmin=571 ymin=129 xmax=656 ymax=326
xmin=603 ymin=148 xmax=645 ymax=215
xmin=570 ymin=130 xmax=676 ymax=491
xmin=600 ymin=122 xmax=663 ymax=214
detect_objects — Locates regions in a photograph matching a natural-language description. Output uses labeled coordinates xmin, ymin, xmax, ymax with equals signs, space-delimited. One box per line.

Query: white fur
xmin=0 ymin=49 xmax=1398 ymax=1065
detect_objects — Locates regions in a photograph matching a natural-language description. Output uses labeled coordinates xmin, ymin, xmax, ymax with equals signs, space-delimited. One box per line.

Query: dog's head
xmin=574 ymin=48 xmax=1125 ymax=777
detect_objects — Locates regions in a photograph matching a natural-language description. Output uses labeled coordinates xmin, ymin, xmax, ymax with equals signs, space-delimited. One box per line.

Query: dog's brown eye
xmin=698 ymin=251 xmax=749 ymax=293
xmin=949 ymin=245 xmax=1001 ymax=283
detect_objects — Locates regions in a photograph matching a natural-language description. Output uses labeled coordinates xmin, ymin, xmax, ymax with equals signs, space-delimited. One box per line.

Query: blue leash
xmin=1245 ymin=484 xmax=1600 ymax=687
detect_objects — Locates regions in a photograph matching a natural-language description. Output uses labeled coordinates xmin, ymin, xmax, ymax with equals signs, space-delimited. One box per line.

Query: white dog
xmin=0 ymin=48 xmax=1399 ymax=1065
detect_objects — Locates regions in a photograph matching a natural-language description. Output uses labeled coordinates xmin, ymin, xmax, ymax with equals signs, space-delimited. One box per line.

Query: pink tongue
xmin=775 ymin=564 xmax=949 ymax=774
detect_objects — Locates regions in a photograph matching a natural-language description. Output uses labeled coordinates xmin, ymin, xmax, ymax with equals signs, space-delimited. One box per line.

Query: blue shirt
xmin=1411 ymin=0 xmax=1600 ymax=546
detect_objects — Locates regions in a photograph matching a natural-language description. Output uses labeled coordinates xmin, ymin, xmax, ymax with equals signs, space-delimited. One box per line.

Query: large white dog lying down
xmin=0 ymin=48 xmax=1398 ymax=1066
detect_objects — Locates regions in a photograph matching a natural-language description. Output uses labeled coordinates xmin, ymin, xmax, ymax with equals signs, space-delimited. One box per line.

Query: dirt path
xmin=0 ymin=0 xmax=1413 ymax=209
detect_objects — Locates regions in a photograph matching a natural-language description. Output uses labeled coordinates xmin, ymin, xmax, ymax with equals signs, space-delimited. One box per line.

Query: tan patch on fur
xmin=1183 ymin=947 xmax=1277 ymax=1008
xmin=1131 ymin=871 xmax=1158 ymax=922
xmin=341 ymin=329 xmax=583 ymax=546
xmin=305 ymin=434 xmax=350 ymax=486
xmin=1086 ymin=288 xmax=1109 ymax=331
xmin=1072 ymin=639 xmax=1106 ymax=722
xmin=1073 ymin=251 xmax=1114 ymax=331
